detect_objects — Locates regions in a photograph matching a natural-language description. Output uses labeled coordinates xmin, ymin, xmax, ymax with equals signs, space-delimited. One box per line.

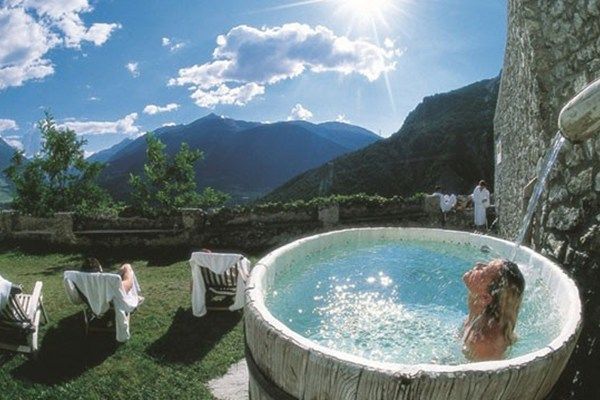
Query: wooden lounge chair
xmin=0 ymin=281 xmax=48 ymax=355
xmin=63 ymin=271 xmax=143 ymax=342
xmin=189 ymin=252 xmax=251 ymax=316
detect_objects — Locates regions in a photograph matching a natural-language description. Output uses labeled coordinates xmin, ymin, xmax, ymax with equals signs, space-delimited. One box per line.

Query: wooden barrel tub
xmin=245 ymin=228 xmax=581 ymax=400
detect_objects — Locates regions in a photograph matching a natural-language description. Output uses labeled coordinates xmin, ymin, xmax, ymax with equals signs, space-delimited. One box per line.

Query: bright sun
xmin=344 ymin=0 xmax=391 ymax=16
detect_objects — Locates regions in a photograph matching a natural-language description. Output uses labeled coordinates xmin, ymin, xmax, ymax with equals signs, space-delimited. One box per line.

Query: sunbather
xmin=462 ymin=259 xmax=525 ymax=361
xmin=81 ymin=258 xmax=136 ymax=294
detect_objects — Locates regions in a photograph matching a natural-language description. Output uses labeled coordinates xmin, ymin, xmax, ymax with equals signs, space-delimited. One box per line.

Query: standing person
xmin=471 ymin=180 xmax=490 ymax=230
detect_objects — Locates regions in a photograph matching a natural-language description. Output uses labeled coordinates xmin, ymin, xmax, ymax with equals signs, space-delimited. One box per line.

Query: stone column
xmin=318 ymin=204 xmax=339 ymax=228
xmin=0 ymin=210 xmax=17 ymax=239
xmin=0 ymin=210 xmax=19 ymax=239
xmin=53 ymin=212 xmax=75 ymax=244
xmin=423 ymin=195 xmax=441 ymax=226
xmin=180 ymin=208 xmax=206 ymax=243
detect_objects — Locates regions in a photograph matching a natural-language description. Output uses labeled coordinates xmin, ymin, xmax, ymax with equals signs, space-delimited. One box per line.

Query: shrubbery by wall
xmin=0 ymin=194 xmax=476 ymax=253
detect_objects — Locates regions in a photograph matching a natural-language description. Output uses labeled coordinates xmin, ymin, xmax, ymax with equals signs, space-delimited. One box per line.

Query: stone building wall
xmin=494 ymin=0 xmax=600 ymax=398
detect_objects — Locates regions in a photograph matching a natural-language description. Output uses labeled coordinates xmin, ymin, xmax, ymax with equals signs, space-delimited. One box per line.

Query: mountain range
xmin=264 ymin=76 xmax=500 ymax=202
xmin=0 ymin=138 xmax=16 ymax=203
xmin=2 ymin=76 xmax=500 ymax=208
xmin=94 ymin=115 xmax=381 ymax=202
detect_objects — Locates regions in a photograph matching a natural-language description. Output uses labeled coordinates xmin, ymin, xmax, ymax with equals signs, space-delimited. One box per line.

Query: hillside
xmin=0 ymin=138 xmax=16 ymax=204
xmin=88 ymin=137 xmax=135 ymax=163
xmin=97 ymin=114 xmax=380 ymax=202
xmin=264 ymin=76 xmax=499 ymax=202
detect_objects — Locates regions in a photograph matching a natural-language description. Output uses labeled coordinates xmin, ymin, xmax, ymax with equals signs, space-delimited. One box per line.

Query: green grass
xmin=0 ymin=246 xmax=249 ymax=399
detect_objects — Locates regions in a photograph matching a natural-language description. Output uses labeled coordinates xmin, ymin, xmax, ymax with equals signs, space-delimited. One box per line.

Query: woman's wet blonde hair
xmin=485 ymin=259 xmax=525 ymax=345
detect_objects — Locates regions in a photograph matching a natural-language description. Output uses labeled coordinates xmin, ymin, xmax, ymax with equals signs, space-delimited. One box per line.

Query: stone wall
xmin=0 ymin=196 xmax=478 ymax=253
xmin=494 ymin=1 xmax=600 ymax=398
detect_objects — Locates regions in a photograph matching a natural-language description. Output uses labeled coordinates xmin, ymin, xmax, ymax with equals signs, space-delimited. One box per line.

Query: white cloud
xmin=190 ymin=82 xmax=265 ymax=108
xmin=143 ymin=103 xmax=179 ymax=115
xmin=288 ymin=104 xmax=313 ymax=121
xmin=162 ymin=122 xmax=177 ymax=127
xmin=59 ymin=113 xmax=140 ymax=136
xmin=162 ymin=36 xmax=185 ymax=52
xmin=0 ymin=118 xmax=18 ymax=131
xmin=0 ymin=1 xmax=119 ymax=89
xmin=125 ymin=62 xmax=139 ymax=77
xmin=88 ymin=96 xmax=99 ymax=101
xmin=11 ymin=0 xmax=120 ymax=48
xmin=169 ymin=23 xmax=400 ymax=108
xmin=1 ymin=135 xmax=23 ymax=150
xmin=335 ymin=114 xmax=350 ymax=123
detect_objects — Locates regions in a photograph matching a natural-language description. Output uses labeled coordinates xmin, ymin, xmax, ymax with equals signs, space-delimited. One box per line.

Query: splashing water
xmin=513 ymin=131 xmax=566 ymax=254
xmin=266 ymin=241 xmax=561 ymax=365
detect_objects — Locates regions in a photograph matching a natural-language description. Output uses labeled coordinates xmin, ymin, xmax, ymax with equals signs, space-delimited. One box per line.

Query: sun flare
xmin=344 ymin=0 xmax=391 ymax=17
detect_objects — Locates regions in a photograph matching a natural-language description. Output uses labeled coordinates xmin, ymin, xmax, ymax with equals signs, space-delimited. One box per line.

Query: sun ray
xmin=252 ymin=0 xmax=331 ymax=13
xmin=370 ymin=19 xmax=397 ymax=114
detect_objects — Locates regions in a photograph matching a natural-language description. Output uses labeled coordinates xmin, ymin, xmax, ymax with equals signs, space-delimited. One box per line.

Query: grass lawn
xmin=0 ymin=245 xmax=249 ymax=399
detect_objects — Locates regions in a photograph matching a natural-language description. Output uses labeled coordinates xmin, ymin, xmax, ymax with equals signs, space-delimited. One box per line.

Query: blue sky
xmin=0 ymin=0 xmax=507 ymax=155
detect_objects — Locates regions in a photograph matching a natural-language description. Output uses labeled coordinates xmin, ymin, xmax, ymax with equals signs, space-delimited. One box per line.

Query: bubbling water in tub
xmin=266 ymin=240 xmax=561 ymax=365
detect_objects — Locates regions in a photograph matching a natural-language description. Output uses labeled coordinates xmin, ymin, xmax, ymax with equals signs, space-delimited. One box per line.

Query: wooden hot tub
xmin=244 ymin=228 xmax=581 ymax=400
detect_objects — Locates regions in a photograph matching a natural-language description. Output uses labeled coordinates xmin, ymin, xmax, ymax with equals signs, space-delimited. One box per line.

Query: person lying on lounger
xmin=462 ymin=259 xmax=525 ymax=361
xmin=81 ymin=258 xmax=136 ymax=294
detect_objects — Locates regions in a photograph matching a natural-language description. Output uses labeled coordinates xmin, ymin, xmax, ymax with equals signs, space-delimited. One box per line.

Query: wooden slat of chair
xmin=18 ymin=295 xmax=31 ymax=318
xmin=5 ymin=296 xmax=28 ymax=323
xmin=202 ymin=267 xmax=237 ymax=294
xmin=199 ymin=258 xmax=243 ymax=311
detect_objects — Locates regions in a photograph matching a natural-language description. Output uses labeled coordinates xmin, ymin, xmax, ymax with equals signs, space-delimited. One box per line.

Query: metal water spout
xmin=558 ymin=77 xmax=600 ymax=142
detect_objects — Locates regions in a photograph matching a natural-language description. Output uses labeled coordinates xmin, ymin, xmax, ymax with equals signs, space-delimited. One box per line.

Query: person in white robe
xmin=471 ymin=180 xmax=491 ymax=228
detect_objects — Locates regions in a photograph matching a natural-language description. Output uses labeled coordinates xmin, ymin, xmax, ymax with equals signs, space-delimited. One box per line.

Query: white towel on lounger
xmin=189 ymin=252 xmax=251 ymax=317
xmin=440 ymin=194 xmax=457 ymax=213
xmin=0 ymin=274 xmax=12 ymax=312
xmin=63 ymin=270 xmax=142 ymax=342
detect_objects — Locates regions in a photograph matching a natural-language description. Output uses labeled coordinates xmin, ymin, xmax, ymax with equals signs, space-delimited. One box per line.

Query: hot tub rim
xmin=246 ymin=227 xmax=582 ymax=375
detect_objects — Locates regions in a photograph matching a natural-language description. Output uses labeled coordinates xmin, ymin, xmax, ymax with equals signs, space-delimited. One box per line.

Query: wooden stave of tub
xmin=245 ymin=228 xmax=582 ymax=400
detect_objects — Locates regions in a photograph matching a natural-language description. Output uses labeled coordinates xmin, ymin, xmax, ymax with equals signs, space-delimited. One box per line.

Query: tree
xmin=129 ymin=133 xmax=229 ymax=216
xmin=4 ymin=113 xmax=118 ymax=217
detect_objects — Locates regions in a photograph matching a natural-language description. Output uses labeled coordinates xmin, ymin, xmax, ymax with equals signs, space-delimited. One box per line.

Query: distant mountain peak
xmin=202 ymin=112 xmax=224 ymax=121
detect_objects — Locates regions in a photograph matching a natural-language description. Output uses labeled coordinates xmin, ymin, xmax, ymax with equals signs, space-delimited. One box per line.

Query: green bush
xmin=129 ymin=134 xmax=229 ymax=217
xmin=3 ymin=113 xmax=120 ymax=217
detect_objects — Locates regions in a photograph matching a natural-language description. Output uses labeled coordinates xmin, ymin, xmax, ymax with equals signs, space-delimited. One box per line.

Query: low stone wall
xmin=0 ymin=195 xmax=479 ymax=253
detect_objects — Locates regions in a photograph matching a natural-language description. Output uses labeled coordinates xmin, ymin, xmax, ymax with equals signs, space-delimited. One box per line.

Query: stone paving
xmin=208 ymin=360 xmax=249 ymax=400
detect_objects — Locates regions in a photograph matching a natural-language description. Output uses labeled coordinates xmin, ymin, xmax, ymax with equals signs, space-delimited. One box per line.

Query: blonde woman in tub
xmin=462 ymin=259 xmax=525 ymax=361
